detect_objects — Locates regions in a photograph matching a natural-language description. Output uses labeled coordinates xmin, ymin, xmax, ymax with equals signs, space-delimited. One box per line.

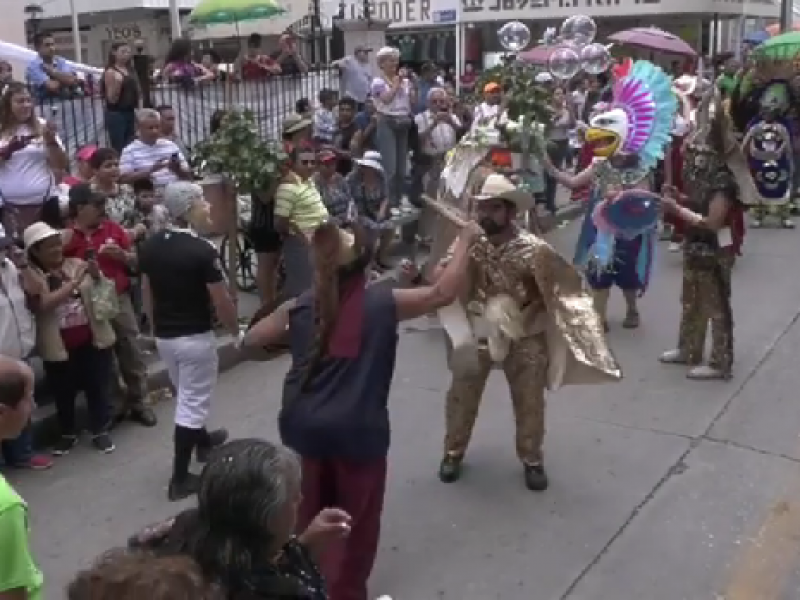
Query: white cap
xmin=535 ymin=71 xmax=554 ymax=83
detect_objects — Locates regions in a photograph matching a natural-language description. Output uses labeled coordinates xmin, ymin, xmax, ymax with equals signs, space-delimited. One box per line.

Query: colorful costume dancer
xmin=551 ymin=60 xmax=677 ymax=330
xmin=434 ymin=174 xmax=621 ymax=491
xmin=731 ymin=55 xmax=800 ymax=219
xmin=660 ymin=89 xmax=747 ymax=380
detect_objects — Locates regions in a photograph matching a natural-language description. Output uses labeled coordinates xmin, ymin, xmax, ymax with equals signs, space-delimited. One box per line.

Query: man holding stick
xmin=422 ymin=174 xmax=621 ymax=491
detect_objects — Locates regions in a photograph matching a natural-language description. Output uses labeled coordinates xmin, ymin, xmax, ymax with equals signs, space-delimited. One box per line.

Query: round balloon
xmin=548 ymin=46 xmax=581 ymax=80
xmin=580 ymin=43 xmax=612 ymax=75
xmin=498 ymin=21 xmax=531 ymax=53
xmin=560 ymin=15 xmax=597 ymax=47
xmin=594 ymin=190 xmax=661 ymax=239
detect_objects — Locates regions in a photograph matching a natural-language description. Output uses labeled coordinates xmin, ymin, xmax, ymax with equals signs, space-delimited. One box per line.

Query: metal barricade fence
xmin=33 ymin=69 xmax=338 ymax=158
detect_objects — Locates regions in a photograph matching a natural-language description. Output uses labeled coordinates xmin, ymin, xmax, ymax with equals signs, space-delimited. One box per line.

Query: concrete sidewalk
xmin=29 ymin=196 xmax=585 ymax=446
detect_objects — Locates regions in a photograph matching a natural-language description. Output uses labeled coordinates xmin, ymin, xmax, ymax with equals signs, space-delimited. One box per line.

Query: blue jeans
xmin=105 ymin=110 xmax=136 ymax=154
xmin=376 ymin=115 xmax=410 ymax=207
xmin=1 ymin=422 xmax=34 ymax=466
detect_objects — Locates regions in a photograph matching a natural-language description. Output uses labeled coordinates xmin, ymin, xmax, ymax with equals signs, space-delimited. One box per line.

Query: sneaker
xmin=438 ymin=455 xmax=463 ymax=483
xmin=524 ymin=463 xmax=549 ymax=491
xmin=659 ymin=349 xmax=688 ymax=364
xmin=52 ymin=435 xmax=78 ymax=456
xmin=687 ymin=365 xmax=727 ymax=380
xmin=11 ymin=454 xmax=54 ymax=470
xmin=91 ymin=433 xmax=116 ymax=454
xmin=196 ymin=428 xmax=228 ymax=463
xmin=168 ymin=473 xmax=200 ymax=502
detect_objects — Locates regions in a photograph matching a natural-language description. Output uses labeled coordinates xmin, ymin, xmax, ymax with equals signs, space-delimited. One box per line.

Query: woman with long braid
xmin=243 ymin=217 xmax=481 ymax=600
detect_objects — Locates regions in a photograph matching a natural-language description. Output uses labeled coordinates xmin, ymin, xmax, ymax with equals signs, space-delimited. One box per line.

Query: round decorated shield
xmin=592 ymin=190 xmax=661 ymax=240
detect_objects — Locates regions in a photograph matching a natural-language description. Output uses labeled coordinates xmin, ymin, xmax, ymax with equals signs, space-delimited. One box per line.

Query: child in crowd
xmin=62 ymin=144 xmax=97 ymax=185
xmin=130 ymin=179 xmax=170 ymax=235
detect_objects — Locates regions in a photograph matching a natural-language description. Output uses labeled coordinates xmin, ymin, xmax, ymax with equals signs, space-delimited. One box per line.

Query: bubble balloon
xmin=560 ymin=15 xmax=597 ymax=47
xmin=498 ymin=21 xmax=531 ymax=53
xmin=548 ymin=46 xmax=581 ymax=80
xmin=580 ymin=43 xmax=612 ymax=75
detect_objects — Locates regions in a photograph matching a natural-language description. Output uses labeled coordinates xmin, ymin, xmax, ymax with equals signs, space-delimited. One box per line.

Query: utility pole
xmin=780 ymin=0 xmax=793 ymax=32
xmin=169 ymin=0 xmax=182 ymax=40
xmin=69 ymin=0 xmax=81 ymax=62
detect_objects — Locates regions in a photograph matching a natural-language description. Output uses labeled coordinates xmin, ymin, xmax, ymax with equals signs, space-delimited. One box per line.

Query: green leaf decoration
xmin=192 ymin=109 xmax=288 ymax=194
xmin=470 ymin=62 xmax=553 ymax=127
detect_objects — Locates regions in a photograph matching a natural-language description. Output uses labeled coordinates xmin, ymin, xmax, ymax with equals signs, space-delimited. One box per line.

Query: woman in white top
xmin=0 ymin=82 xmax=67 ymax=238
xmin=370 ymin=47 xmax=416 ymax=208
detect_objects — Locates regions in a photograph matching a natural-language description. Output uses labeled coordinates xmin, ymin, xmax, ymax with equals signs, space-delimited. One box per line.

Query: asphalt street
xmin=9 ymin=216 xmax=800 ymax=600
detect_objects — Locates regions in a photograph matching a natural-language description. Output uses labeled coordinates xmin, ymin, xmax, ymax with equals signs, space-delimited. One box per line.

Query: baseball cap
xmin=76 ymin=144 xmax=98 ymax=162
xmin=318 ymin=148 xmax=337 ymax=163
xmin=535 ymin=72 xmax=554 ymax=83
xmin=484 ymin=82 xmax=501 ymax=93
xmin=282 ymin=114 xmax=312 ymax=135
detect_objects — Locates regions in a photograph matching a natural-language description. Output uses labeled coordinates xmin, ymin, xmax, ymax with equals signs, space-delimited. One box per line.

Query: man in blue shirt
xmin=25 ymin=32 xmax=79 ymax=100
xmin=413 ymin=62 xmax=440 ymax=115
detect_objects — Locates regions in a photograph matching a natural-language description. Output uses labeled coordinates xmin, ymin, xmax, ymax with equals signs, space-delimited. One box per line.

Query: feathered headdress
xmin=585 ymin=60 xmax=678 ymax=171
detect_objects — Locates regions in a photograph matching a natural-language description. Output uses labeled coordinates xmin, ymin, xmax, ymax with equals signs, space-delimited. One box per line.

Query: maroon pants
xmin=297 ymin=457 xmax=387 ymax=600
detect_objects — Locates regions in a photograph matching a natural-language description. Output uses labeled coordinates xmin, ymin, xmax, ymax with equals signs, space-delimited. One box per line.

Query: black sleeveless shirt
xmin=104 ymin=67 xmax=139 ymax=112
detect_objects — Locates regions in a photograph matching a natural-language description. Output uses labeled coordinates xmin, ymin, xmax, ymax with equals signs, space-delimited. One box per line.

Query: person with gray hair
xmin=370 ymin=47 xmax=415 ymax=210
xmin=119 ymin=109 xmax=192 ymax=188
xmin=138 ymin=181 xmax=238 ymax=501
xmin=129 ymin=438 xmax=352 ymax=600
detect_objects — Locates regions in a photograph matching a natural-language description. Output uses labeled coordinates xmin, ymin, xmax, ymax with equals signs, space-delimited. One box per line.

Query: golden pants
xmin=444 ymin=334 xmax=548 ymax=464
xmin=678 ymin=255 xmax=734 ymax=373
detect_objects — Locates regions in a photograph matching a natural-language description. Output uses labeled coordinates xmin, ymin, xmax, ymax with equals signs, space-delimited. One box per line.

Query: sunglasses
xmin=299 ymin=159 xmax=316 ymax=166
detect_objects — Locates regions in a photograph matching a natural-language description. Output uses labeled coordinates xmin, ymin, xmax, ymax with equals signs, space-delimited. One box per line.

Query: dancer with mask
xmin=432 ymin=174 xmax=621 ymax=491
xmin=544 ymin=60 xmax=677 ymax=331
xmin=659 ymin=88 xmax=748 ymax=380
xmin=138 ymin=182 xmax=238 ymax=500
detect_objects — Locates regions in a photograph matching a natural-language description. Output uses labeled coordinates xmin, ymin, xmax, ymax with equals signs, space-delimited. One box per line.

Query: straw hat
xmin=282 ymin=114 xmax=312 ymax=135
xmin=473 ymin=173 xmax=534 ymax=211
xmin=355 ymin=151 xmax=384 ymax=173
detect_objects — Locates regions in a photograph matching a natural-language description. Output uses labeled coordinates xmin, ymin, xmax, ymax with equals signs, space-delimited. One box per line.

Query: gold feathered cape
xmin=441 ymin=233 xmax=622 ymax=389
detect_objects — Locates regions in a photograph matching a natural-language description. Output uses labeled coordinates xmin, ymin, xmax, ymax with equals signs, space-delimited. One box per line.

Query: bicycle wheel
xmin=219 ymin=229 xmax=258 ymax=293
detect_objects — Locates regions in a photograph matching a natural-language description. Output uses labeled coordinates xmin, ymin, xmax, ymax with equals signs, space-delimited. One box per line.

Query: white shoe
xmin=668 ymin=242 xmax=681 ymax=252
xmin=659 ymin=349 xmax=687 ymax=364
xmin=686 ymin=365 xmax=725 ymax=380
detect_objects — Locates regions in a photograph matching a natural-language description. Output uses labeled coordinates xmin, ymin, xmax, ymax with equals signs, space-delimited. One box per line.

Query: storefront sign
xmin=103 ymin=23 xmax=143 ymax=41
xmin=461 ymin=0 xmax=776 ymax=20
xmin=342 ymin=0 xmax=433 ymax=27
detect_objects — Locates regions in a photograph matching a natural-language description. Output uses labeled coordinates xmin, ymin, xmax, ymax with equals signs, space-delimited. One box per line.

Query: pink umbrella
xmin=608 ymin=27 xmax=697 ymax=57
xmin=519 ymin=44 xmax=564 ymax=65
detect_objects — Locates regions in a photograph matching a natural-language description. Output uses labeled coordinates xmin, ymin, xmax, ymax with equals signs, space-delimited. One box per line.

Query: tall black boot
xmin=168 ymin=425 xmax=200 ymax=502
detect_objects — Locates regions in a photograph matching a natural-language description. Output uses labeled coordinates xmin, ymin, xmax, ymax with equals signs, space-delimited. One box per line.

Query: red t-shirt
xmin=241 ymin=55 xmax=277 ymax=80
xmin=64 ymin=220 xmax=132 ymax=294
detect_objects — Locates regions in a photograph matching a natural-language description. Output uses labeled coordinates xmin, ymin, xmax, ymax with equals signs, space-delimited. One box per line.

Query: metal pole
xmin=169 ymin=0 xmax=182 ymax=40
xmin=780 ymin=0 xmax=793 ymax=32
xmin=68 ymin=0 xmax=81 ymax=62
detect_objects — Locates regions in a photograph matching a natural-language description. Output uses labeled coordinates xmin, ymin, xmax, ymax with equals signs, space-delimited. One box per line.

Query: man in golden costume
xmin=431 ymin=173 xmax=622 ymax=491
xmin=660 ymin=88 xmax=751 ymax=380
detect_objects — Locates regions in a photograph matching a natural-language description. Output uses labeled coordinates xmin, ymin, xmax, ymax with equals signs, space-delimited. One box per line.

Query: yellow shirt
xmin=274 ymin=178 xmax=329 ymax=234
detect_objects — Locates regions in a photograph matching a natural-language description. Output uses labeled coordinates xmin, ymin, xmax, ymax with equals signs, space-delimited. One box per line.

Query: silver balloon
xmin=498 ymin=21 xmax=532 ymax=53
xmin=560 ymin=15 xmax=597 ymax=47
xmin=548 ymin=46 xmax=581 ymax=80
xmin=580 ymin=43 xmax=612 ymax=75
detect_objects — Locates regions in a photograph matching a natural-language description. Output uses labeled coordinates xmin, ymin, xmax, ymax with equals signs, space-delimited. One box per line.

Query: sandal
xmin=622 ymin=311 xmax=640 ymax=329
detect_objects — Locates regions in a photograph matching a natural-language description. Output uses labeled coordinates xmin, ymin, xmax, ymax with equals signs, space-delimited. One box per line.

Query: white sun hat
xmin=355 ymin=151 xmax=384 ymax=173
xmin=23 ymin=222 xmax=60 ymax=249
xmin=473 ymin=173 xmax=534 ymax=211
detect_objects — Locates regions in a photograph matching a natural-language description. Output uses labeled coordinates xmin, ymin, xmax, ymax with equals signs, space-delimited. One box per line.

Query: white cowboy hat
xmin=355 ymin=151 xmax=384 ymax=174
xmin=23 ymin=222 xmax=60 ymax=249
xmin=473 ymin=173 xmax=534 ymax=211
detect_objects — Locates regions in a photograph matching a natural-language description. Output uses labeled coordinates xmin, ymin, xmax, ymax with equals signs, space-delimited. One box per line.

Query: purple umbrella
xmin=608 ymin=27 xmax=697 ymax=57
xmin=519 ymin=44 xmax=563 ymax=65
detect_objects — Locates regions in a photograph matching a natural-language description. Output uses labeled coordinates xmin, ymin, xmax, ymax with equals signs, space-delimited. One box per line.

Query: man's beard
xmin=479 ymin=217 xmax=505 ymax=236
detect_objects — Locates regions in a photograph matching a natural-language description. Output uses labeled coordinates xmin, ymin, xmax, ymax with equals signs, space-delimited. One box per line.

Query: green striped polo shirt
xmin=274 ymin=179 xmax=329 ymax=234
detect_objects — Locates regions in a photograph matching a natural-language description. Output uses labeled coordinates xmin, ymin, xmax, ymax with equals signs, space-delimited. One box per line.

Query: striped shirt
xmin=119 ymin=138 xmax=189 ymax=187
xmin=313 ymin=108 xmax=337 ymax=144
xmin=274 ymin=178 xmax=329 ymax=234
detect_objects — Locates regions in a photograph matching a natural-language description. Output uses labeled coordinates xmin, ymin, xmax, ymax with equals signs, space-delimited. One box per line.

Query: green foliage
xmin=192 ymin=109 xmax=287 ymax=193
xmin=471 ymin=62 xmax=553 ymax=125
